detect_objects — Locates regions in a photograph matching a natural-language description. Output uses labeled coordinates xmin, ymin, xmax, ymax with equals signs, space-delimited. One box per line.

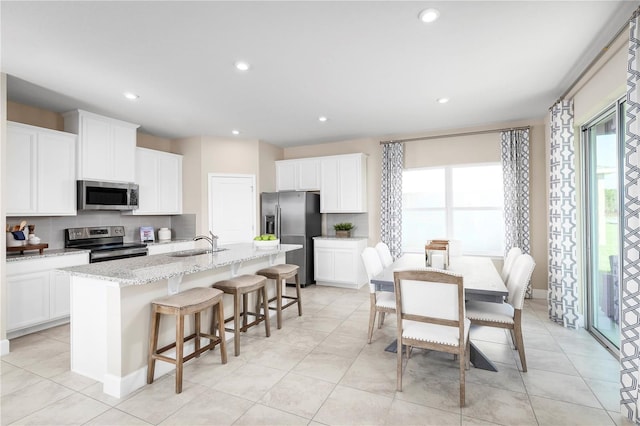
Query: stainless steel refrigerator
xmin=261 ymin=191 xmax=321 ymax=286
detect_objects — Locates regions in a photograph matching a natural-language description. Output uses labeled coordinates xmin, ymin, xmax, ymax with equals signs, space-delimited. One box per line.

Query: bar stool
xmin=256 ymin=264 xmax=302 ymax=329
xmin=212 ymin=274 xmax=271 ymax=356
xmin=147 ymin=287 xmax=227 ymax=394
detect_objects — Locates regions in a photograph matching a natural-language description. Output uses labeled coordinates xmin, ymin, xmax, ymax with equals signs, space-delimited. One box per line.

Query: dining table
xmin=370 ymin=253 xmax=509 ymax=372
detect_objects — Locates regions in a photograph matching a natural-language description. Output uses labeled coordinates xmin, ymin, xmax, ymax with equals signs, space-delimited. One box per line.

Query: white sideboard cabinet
xmin=320 ymin=153 xmax=367 ymax=213
xmin=63 ymin=109 xmax=139 ymax=182
xmin=276 ymin=158 xmax=321 ymax=191
xmin=313 ymin=237 xmax=368 ymax=289
xmin=6 ymin=252 xmax=90 ymax=338
xmin=131 ymin=147 xmax=183 ymax=215
xmin=6 ymin=121 xmax=77 ymax=216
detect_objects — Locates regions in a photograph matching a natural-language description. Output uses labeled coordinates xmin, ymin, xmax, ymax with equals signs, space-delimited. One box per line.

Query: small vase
xmin=158 ymin=228 xmax=171 ymax=241
xmin=336 ymin=230 xmax=351 ymax=238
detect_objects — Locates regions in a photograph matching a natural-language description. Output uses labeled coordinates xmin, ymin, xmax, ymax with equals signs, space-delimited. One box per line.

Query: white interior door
xmin=208 ymin=174 xmax=256 ymax=244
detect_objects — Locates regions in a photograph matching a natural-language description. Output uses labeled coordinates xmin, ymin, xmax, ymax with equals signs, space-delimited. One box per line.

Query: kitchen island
xmin=60 ymin=243 xmax=301 ymax=399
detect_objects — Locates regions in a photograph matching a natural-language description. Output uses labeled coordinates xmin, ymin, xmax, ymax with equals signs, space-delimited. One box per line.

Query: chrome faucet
xmin=193 ymin=231 xmax=219 ymax=252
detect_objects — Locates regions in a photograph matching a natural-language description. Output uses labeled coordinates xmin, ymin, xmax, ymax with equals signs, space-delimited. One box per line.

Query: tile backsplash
xmin=324 ymin=213 xmax=368 ymax=237
xmin=7 ymin=213 xmax=196 ymax=249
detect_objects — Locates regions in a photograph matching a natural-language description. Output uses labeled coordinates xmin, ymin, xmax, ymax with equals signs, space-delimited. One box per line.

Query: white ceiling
xmin=2 ymin=1 xmax=638 ymax=147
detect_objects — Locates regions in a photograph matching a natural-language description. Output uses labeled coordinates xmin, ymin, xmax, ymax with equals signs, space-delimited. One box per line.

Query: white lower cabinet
xmin=7 ymin=271 xmax=51 ymax=330
xmin=6 ymin=252 xmax=89 ymax=338
xmin=147 ymin=240 xmax=196 ymax=256
xmin=313 ymin=238 xmax=368 ymax=289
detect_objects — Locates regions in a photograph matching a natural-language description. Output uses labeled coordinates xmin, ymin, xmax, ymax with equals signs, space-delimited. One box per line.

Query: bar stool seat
xmin=147 ymin=287 xmax=227 ymax=394
xmin=213 ymin=274 xmax=271 ymax=356
xmin=256 ymin=264 xmax=302 ymax=329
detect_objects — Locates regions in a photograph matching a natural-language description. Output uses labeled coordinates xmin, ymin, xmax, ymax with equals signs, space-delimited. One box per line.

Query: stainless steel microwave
xmin=77 ymin=180 xmax=139 ymax=211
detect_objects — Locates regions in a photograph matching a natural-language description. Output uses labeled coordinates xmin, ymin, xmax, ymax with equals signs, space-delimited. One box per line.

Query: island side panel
xmin=108 ymin=252 xmax=287 ymax=398
xmin=70 ymin=276 xmax=109 ymax=382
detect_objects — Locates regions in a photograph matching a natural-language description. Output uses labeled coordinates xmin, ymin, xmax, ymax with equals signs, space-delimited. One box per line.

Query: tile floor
xmin=0 ymin=285 xmax=632 ymax=425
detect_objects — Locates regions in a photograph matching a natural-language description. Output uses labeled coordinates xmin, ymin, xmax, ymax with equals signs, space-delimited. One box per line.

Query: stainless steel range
xmin=65 ymin=226 xmax=148 ymax=263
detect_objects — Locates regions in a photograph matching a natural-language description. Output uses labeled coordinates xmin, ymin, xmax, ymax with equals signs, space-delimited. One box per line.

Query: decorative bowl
xmin=253 ymin=239 xmax=280 ymax=249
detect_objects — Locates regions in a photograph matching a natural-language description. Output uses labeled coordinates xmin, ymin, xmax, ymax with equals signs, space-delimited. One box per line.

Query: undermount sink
xmin=167 ymin=248 xmax=229 ymax=257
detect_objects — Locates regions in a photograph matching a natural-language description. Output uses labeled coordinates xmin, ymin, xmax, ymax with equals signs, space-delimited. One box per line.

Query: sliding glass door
xmin=582 ymin=100 xmax=624 ymax=351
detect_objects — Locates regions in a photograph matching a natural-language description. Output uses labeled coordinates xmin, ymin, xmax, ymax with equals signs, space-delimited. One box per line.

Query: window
xmin=402 ymin=163 xmax=504 ymax=256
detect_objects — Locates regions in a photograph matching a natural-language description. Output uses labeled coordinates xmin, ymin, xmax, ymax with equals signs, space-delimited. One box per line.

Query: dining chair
xmin=394 ymin=268 xmax=469 ymax=407
xmin=375 ymin=241 xmax=394 ymax=268
xmin=361 ymin=247 xmax=395 ymax=343
xmin=466 ymin=254 xmax=535 ymax=372
xmin=501 ymin=247 xmax=523 ymax=282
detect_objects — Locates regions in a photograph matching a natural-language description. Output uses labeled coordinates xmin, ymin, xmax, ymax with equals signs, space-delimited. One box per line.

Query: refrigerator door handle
xmin=276 ymin=205 xmax=281 ymax=239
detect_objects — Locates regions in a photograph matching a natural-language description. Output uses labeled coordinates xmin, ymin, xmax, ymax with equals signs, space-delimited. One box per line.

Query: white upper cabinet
xmin=6 ymin=121 xmax=77 ymax=216
xmin=320 ymin=153 xmax=367 ymax=213
xmin=132 ymin=147 xmax=182 ymax=215
xmin=63 ymin=109 xmax=139 ymax=182
xmin=276 ymin=158 xmax=321 ymax=191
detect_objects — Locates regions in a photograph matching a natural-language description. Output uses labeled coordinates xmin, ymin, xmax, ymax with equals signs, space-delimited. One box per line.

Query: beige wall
xmin=404 ymin=131 xmax=501 ymax=168
xmin=6 ymin=101 xmax=63 ymax=131
xmin=137 ymin=132 xmax=173 ymax=152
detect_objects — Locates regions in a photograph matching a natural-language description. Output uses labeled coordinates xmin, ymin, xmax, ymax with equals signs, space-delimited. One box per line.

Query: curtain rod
xmin=379 ymin=126 xmax=531 ymax=145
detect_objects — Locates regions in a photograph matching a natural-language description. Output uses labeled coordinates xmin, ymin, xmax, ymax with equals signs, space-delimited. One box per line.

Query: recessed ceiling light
xmin=123 ymin=92 xmax=139 ymax=100
xmin=437 ymin=97 xmax=449 ymax=104
xmin=318 ymin=116 xmax=328 ymax=122
xmin=232 ymin=129 xmax=240 ymax=135
xmin=234 ymin=61 xmax=250 ymax=71
xmin=418 ymin=8 xmax=440 ymax=23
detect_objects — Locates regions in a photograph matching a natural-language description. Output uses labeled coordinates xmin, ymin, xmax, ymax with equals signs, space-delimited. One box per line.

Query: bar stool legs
xmin=147 ymin=287 xmax=227 ymax=394
xmin=256 ymin=264 xmax=302 ymax=329
xmin=213 ymin=274 xmax=271 ymax=356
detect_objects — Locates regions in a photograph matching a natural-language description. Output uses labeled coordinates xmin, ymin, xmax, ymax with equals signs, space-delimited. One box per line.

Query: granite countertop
xmin=313 ymin=236 xmax=369 ymax=241
xmin=59 ymin=243 xmax=302 ymax=286
xmin=6 ymin=248 xmax=90 ymax=262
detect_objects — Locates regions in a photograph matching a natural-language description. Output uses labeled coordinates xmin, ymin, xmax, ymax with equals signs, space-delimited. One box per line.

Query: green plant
xmin=333 ymin=222 xmax=354 ymax=231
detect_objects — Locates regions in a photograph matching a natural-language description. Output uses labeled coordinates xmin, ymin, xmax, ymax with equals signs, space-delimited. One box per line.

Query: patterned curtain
xmin=501 ymin=129 xmax=532 ymax=297
xmin=381 ymin=142 xmax=404 ymax=259
xmin=548 ymin=100 xmax=579 ymax=329
xmin=621 ymin=8 xmax=640 ymax=424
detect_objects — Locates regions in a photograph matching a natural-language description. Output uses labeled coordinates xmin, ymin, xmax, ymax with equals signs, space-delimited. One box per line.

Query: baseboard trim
xmin=103 ymin=361 xmax=176 ymax=399
xmin=0 ymin=339 xmax=10 ymax=356
xmin=7 ymin=317 xmax=70 ymax=340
